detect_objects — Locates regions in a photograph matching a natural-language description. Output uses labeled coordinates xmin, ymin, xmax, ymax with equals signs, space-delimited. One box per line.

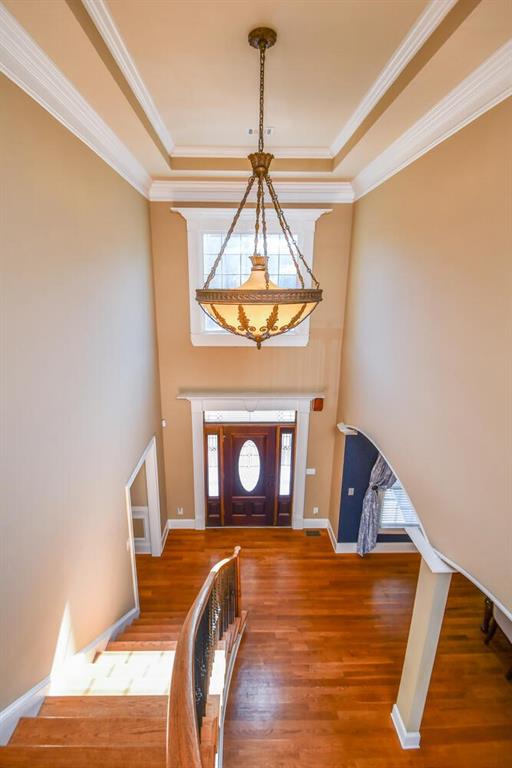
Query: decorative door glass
xmin=238 ymin=440 xmax=261 ymax=492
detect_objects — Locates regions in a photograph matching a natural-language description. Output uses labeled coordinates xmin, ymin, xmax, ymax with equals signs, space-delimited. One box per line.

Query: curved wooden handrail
xmin=167 ymin=546 xmax=241 ymax=768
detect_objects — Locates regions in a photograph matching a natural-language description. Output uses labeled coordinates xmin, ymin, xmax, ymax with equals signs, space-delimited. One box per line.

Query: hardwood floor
xmin=137 ymin=528 xmax=512 ymax=768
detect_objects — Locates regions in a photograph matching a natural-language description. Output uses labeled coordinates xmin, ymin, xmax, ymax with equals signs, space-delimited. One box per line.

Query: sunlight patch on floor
xmin=49 ymin=650 xmax=175 ymax=696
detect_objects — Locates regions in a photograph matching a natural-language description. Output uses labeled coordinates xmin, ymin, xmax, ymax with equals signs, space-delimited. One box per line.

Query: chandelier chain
xmin=203 ymin=175 xmax=256 ymax=289
xmin=196 ymin=26 xmax=322 ymax=348
xmin=258 ymin=43 xmax=266 ymax=152
xmin=265 ymin=175 xmax=305 ymax=288
xmin=254 ymin=175 xmax=262 ymax=257
xmin=266 ymin=175 xmax=320 ymax=289
xmin=261 ymin=181 xmax=269 ymax=289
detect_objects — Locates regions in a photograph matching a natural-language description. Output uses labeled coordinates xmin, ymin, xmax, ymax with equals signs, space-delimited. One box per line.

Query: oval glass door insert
xmin=238 ymin=440 xmax=261 ymax=492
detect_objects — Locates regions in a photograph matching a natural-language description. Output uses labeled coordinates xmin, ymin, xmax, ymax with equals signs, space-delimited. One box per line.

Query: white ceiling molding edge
xmin=0 ymin=4 xmax=151 ymax=197
xmin=353 ymin=42 xmax=512 ymax=200
xmin=172 ymin=145 xmax=333 ymax=159
xmin=149 ymin=180 xmax=355 ymax=204
xmin=82 ymin=0 xmax=175 ymax=154
xmin=329 ymin=0 xmax=457 ymax=156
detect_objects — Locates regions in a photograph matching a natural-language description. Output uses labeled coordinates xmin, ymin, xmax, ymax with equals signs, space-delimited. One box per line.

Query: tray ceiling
xmin=2 ymin=0 xmax=510 ymax=187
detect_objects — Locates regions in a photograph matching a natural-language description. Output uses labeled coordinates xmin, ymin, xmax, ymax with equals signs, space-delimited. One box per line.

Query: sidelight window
xmin=207 ymin=434 xmax=220 ymax=498
xmin=279 ymin=432 xmax=293 ymax=496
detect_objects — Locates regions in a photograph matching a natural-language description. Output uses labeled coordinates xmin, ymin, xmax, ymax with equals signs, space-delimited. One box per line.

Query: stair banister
xmin=167 ymin=546 xmax=242 ymax=768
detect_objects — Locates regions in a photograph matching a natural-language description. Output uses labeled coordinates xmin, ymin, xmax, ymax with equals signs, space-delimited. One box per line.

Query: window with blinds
xmin=379 ymin=481 xmax=420 ymax=529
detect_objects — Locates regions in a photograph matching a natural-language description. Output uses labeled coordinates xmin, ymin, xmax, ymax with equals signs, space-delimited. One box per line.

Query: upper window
xmin=174 ymin=207 xmax=330 ymax=347
xmin=202 ymin=232 xmax=300 ymax=332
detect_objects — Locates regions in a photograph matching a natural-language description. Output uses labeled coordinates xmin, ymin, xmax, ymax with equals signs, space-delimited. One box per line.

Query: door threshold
xmin=206 ymin=525 xmax=292 ymax=529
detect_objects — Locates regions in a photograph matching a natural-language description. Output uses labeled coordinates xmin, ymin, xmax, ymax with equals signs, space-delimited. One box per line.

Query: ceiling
xmin=2 ymin=0 xmax=511 ymax=190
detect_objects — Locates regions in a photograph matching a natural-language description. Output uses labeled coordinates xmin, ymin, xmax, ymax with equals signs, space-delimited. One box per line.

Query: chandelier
xmin=196 ymin=27 xmax=323 ymax=349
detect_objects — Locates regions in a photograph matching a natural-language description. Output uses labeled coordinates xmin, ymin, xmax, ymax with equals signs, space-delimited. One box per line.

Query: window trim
xmin=172 ymin=207 xmax=331 ymax=347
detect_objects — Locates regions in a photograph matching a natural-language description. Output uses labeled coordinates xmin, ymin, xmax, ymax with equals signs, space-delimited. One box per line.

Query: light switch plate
xmin=306 ymin=468 xmax=316 ymax=475
xmin=348 ymin=488 xmax=355 ymax=496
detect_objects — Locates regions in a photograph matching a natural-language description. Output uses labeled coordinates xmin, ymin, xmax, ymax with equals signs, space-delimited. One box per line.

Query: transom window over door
xmin=173 ymin=207 xmax=330 ymax=347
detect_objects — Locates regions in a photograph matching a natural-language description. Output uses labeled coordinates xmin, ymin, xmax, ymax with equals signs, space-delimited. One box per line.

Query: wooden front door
xmin=204 ymin=424 xmax=295 ymax=527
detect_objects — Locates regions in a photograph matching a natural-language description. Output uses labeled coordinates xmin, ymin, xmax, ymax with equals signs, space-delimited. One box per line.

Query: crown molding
xmin=82 ymin=0 xmax=175 ymax=154
xmin=330 ymin=0 xmax=457 ymax=157
xmin=150 ymin=180 xmax=354 ymax=204
xmin=353 ymin=42 xmax=512 ymax=200
xmin=0 ymin=4 xmax=151 ymax=197
xmin=171 ymin=207 xmax=332 ymax=224
xmin=172 ymin=145 xmax=333 ymax=159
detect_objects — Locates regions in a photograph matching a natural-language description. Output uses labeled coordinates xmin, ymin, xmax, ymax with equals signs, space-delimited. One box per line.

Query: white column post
xmin=392 ymin=555 xmax=453 ymax=748
xmin=144 ymin=436 xmax=163 ymax=556
xmin=292 ymin=402 xmax=310 ymax=529
xmin=190 ymin=400 xmax=206 ymax=530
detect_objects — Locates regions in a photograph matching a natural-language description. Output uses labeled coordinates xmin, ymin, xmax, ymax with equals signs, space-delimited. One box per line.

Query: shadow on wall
xmin=337 ymin=433 xmax=410 ymax=545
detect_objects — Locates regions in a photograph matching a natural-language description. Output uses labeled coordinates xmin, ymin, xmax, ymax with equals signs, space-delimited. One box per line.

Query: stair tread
xmin=0 ymin=746 xmax=165 ymax=767
xmin=106 ymin=640 xmax=177 ymax=651
xmin=10 ymin=716 xmax=165 ymax=747
xmin=40 ymin=696 xmax=167 ymax=718
xmin=117 ymin=633 xmax=180 ymax=641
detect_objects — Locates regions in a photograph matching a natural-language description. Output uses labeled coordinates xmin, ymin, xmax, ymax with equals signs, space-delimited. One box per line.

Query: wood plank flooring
xmin=136 ymin=528 xmax=512 ymax=768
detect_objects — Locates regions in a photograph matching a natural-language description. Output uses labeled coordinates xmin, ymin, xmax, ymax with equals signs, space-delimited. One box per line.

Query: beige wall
xmin=150 ymin=203 xmax=352 ymax=522
xmin=338 ymin=99 xmax=511 ymax=608
xmin=0 ymin=76 xmax=166 ymax=709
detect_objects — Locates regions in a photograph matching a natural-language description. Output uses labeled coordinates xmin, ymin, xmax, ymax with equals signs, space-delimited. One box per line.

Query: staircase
xmin=0 ymin=548 xmax=246 ymax=768
xmin=0 ymin=611 xmax=184 ymax=766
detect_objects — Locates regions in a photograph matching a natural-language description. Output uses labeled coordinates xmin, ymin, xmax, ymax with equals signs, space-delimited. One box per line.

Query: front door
xmin=204 ymin=424 xmax=295 ymax=527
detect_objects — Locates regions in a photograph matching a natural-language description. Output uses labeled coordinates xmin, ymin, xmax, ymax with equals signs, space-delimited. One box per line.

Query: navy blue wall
xmin=337 ymin=433 xmax=410 ymax=544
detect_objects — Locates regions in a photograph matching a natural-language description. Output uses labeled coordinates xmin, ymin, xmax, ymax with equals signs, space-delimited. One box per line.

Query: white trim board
xmin=150 ymin=180 xmax=354 ymax=204
xmin=0 ymin=606 xmax=138 ymax=745
xmin=303 ymin=518 xmax=329 ymax=529
xmin=168 ymin=518 xmax=197 ymax=530
xmin=82 ymin=0 xmax=174 ymax=154
xmin=0 ymin=5 xmax=151 ymax=198
xmin=334 ymin=541 xmax=417 ymax=554
xmin=353 ymin=42 xmax=512 ymax=199
xmin=161 ymin=519 xmax=170 ymax=550
xmin=126 ymin=436 xmax=163 ymax=558
xmin=391 ymin=704 xmax=421 ymax=750
xmin=326 ymin=515 xmax=417 ymax=555
xmin=330 ymin=0 xmax=457 ymax=156
xmin=172 ymin=144 xmax=332 ymax=159
xmin=174 ymin=206 xmax=329 ymax=348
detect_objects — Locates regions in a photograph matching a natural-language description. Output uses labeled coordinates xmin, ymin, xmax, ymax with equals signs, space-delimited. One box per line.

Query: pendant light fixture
xmin=196 ymin=27 xmax=323 ymax=349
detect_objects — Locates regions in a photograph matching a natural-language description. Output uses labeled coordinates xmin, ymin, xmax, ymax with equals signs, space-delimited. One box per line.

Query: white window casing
xmin=172 ymin=207 xmax=331 ymax=347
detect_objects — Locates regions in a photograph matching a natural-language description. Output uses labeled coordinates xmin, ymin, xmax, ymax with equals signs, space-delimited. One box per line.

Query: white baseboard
xmin=161 ymin=519 xmax=170 ymax=550
xmin=391 ymin=704 xmax=421 ymax=749
xmin=134 ymin=541 xmax=151 ymax=554
xmin=303 ymin=517 xmax=329 ymax=529
xmin=0 ymin=605 xmax=138 ymax=745
xmin=168 ymin=518 xmax=197 ymax=530
xmin=326 ymin=520 xmax=417 ymax=555
xmin=334 ymin=541 xmax=417 ymax=554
